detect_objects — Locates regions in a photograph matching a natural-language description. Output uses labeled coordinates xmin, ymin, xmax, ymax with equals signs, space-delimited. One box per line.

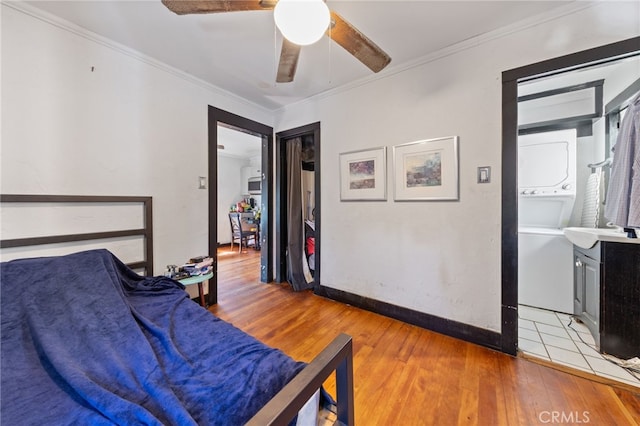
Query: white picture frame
xmin=393 ymin=136 xmax=459 ymax=201
xmin=339 ymin=147 xmax=387 ymax=201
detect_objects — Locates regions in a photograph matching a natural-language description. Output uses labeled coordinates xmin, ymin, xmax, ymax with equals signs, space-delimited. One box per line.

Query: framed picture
xmin=393 ymin=136 xmax=459 ymax=201
xmin=339 ymin=147 xmax=387 ymax=201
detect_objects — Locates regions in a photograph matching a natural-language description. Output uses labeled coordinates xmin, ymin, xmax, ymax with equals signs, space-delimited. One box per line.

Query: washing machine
xmin=518 ymin=129 xmax=576 ymax=314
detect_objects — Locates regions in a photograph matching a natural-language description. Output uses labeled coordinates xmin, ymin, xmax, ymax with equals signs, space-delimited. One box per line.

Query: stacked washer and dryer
xmin=518 ymin=129 xmax=577 ymax=314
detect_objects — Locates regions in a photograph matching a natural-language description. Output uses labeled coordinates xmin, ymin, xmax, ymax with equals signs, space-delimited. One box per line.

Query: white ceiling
xmin=217 ymin=125 xmax=262 ymax=159
xmin=22 ymin=0 xmax=579 ymax=111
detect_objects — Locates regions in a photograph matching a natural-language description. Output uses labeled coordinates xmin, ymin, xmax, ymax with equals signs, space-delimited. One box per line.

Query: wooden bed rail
xmin=0 ymin=194 xmax=153 ymax=274
xmin=246 ymin=333 xmax=355 ymax=426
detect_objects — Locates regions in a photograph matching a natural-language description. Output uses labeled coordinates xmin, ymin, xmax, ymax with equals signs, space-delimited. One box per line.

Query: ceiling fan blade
xmin=276 ymin=39 xmax=301 ymax=83
xmin=327 ymin=11 xmax=391 ymax=73
xmin=161 ymin=1 xmax=276 ymax=15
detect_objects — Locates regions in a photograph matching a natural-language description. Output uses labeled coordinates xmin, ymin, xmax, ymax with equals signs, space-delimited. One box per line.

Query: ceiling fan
xmin=161 ymin=0 xmax=392 ymax=83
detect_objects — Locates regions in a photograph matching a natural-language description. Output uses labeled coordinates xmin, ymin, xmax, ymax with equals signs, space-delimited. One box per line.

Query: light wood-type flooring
xmin=210 ymin=247 xmax=640 ymax=425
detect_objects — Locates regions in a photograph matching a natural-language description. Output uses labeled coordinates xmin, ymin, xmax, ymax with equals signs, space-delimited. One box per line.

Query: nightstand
xmin=179 ymin=271 xmax=213 ymax=307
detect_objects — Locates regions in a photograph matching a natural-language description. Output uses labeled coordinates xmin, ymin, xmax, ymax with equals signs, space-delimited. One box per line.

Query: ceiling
xmin=217 ymin=125 xmax=261 ymax=159
xmin=23 ymin=0 xmax=579 ymax=111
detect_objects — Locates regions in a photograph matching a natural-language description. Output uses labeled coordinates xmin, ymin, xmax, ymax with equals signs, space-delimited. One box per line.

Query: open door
xmin=501 ymin=36 xmax=640 ymax=355
xmin=207 ymin=106 xmax=274 ymax=305
xmin=275 ymin=122 xmax=321 ymax=288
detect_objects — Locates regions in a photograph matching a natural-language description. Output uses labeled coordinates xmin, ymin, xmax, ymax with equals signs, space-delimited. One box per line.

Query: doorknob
xmin=575 ymin=259 xmax=583 ymax=267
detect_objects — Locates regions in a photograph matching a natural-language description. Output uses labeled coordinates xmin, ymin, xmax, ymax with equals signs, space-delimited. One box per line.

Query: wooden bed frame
xmin=0 ymin=194 xmax=354 ymax=425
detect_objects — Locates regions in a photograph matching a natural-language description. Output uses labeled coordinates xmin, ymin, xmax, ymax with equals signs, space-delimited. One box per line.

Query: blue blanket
xmin=1 ymin=249 xmax=305 ymax=425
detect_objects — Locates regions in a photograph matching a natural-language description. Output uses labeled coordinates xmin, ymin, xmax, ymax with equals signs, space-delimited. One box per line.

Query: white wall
xmin=1 ymin=4 xmax=273 ymax=274
xmin=218 ymin=154 xmax=249 ymax=244
xmin=274 ymin=2 xmax=640 ymax=333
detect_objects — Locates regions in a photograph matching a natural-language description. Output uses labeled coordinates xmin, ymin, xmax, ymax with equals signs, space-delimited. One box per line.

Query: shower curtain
xmin=286 ymin=138 xmax=314 ymax=291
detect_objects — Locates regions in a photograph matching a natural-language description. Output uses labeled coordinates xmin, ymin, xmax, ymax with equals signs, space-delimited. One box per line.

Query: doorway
xmin=275 ymin=122 xmax=321 ymax=288
xmin=217 ymin=125 xmax=262 ymax=252
xmin=207 ymin=106 xmax=274 ymax=305
xmin=501 ymin=37 xmax=640 ymax=356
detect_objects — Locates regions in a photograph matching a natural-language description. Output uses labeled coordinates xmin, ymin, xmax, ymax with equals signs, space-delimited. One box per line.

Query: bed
xmin=0 ymin=195 xmax=354 ymax=425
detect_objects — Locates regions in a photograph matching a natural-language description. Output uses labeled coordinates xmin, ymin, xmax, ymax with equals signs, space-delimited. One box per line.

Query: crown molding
xmin=274 ymin=1 xmax=598 ymax=114
xmin=2 ymin=1 xmax=274 ymax=116
xmin=4 ymin=0 xmax=601 ymax=115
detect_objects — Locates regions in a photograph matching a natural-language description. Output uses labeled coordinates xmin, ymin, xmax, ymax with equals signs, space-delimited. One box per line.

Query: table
xmin=179 ymin=271 xmax=213 ymax=307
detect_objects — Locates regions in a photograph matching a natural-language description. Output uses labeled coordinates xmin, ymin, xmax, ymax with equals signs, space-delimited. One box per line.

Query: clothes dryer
xmin=518 ymin=129 xmax=577 ymax=313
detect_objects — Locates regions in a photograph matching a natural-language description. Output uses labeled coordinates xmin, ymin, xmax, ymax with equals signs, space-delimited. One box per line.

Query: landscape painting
xmin=339 ymin=147 xmax=387 ymax=201
xmin=393 ymin=136 xmax=459 ymax=201
xmin=349 ymin=160 xmax=376 ymax=189
xmin=404 ymin=151 xmax=442 ymax=187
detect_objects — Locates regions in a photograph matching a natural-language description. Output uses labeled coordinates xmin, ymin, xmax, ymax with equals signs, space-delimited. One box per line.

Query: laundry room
xmin=516 ymin=57 xmax=639 ymax=315
xmin=515 ymin=54 xmax=640 ymax=381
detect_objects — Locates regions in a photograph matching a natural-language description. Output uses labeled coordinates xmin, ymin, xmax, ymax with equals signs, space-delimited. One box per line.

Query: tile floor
xmin=518 ymin=304 xmax=640 ymax=388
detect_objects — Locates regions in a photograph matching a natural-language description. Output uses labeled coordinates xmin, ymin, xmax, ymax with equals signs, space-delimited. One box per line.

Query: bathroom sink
xmin=562 ymin=227 xmax=640 ymax=249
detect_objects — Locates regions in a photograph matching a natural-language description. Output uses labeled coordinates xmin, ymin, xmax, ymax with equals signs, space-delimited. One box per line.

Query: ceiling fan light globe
xmin=274 ymin=0 xmax=330 ymax=46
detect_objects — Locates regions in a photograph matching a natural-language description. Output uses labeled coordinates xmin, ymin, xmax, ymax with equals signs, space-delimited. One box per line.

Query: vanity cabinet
xmin=573 ymin=241 xmax=640 ymax=359
xmin=573 ymin=245 xmax=600 ymax=346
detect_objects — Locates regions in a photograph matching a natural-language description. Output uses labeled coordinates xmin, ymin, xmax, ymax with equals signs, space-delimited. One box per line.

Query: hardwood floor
xmin=210 ymin=247 xmax=640 ymax=425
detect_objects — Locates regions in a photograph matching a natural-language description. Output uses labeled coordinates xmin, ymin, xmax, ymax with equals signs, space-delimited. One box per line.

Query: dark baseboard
xmin=315 ymin=285 xmax=502 ymax=352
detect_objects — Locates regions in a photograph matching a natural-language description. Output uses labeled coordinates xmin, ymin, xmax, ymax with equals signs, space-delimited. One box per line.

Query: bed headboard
xmin=0 ymin=195 xmax=153 ymax=274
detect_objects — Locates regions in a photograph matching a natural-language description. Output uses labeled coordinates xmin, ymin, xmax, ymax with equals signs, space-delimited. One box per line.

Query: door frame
xmin=500 ymin=36 xmax=640 ymax=355
xmin=275 ymin=122 xmax=321 ymax=286
xmin=207 ymin=106 xmax=274 ymax=305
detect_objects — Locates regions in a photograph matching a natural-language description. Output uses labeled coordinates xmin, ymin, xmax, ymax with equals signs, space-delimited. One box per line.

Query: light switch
xmin=477 ymin=167 xmax=491 ymax=184
xmin=198 ymin=176 xmax=207 ymax=189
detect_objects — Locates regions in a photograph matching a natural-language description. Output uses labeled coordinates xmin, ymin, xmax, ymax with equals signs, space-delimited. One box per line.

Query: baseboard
xmin=315 ymin=285 xmax=502 ymax=352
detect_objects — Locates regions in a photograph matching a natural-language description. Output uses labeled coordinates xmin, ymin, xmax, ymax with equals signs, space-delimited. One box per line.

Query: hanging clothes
xmin=605 ymin=92 xmax=640 ymax=228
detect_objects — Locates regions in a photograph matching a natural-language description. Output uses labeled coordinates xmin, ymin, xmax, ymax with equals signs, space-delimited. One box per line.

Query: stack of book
xmin=180 ymin=256 xmax=213 ymax=277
